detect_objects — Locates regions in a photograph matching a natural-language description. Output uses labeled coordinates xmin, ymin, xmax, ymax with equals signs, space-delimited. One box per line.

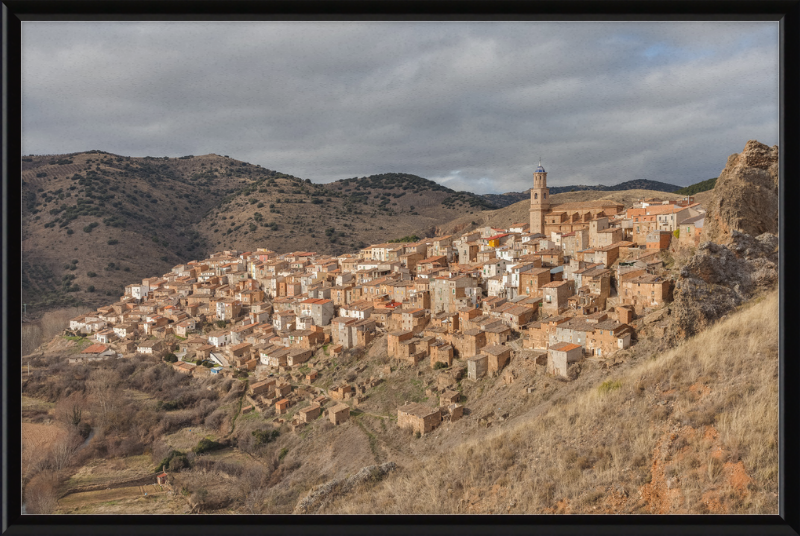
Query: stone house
xmin=399 ymin=308 xmax=430 ymax=334
xmin=593 ymin=243 xmax=622 ymax=268
xmin=459 ymin=328 xmax=487 ymax=358
xmin=397 ymin=402 xmax=442 ymax=435
xmin=274 ymin=383 xmax=292 ymax=398
xmin=467 ymin=354 xmax=489 ymax=380
xmin=287 ymin=348 xmax=313 ymax=366
xmin=429 ymin=312 xmax=459 ymax=334
xmin=620 ymin=274 xmax=672 ymax=310
xmin=541 ymin=280 xmax=575 ymax=317
xmin=331 ymin=317 xmax=358 ymax=349
xmin=440 ymin=390 xmax=460 ymax=405
xmin=136 ymin=339 xmax=163 ymax=356
xmin=351 ymin=319 xmax=377 ymax=347
xmin=646 ymin=230 xmax=673 ymax=251
xmin=249 ymin=378 xmax=276 ymax=397
xmin=429 ymin=341 xmax=454 ymax=367
xmin=276 ymin=399 xmax=290 ymax=415
xmin=457 ymin=307 xmax=482 ymax=331
xmin=298 ymin=404 xmax=321 ymax=423
xmin=273 ymin=311 xmax=296 ymax=332
xmin=499 ymin=305 xmax=536 ymax=331
xmin=586 ymin=321 xmax=633 ymax=358
xmin=595 ymin=227 xmax=623 ymax=248
xmin=615 ymin=305 xmax=635 ymax=324
xmin=547 ymin=342 xmax=583 ymax=377
xmin=524 ymin=316 xmax=571 ymax=350
xmin=287 ymin=329 xmax=324 ymax=350
xmin=482 ymin=344 xmax=512 ymax=375
xmin=172 ymin=361 xmax=197 ymax=375
xmin=329 ymin=403 xmax=350 ymax=425
xmin=550 ymin=318 xmax=594 ymax=348
xmin=530 ymin=247 xmax=564 ymax=267
xmin=299 ymin=298 xmax=334 ymax=326
xmin=94 ymin=329 xmax=115 ymax=344
xmin=430 ymin=275 xmax=479 ymax=314
xmin=482 ymin=321 xmax=512 ymax=346
xmin=227 ymin=342 xmax=252 ymax=362
xmin=329 ymin=384 xmax=352 ymax=401
xmin=677 ymin=215 xmax=704 ymax=246
xmin=388 ymin=331 xmax=414 ymax=358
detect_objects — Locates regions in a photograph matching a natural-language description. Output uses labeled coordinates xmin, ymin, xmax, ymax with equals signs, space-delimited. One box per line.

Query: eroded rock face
xmin=703 ymin=140 xmax=779 ymax=244
xmin=669 ymin=231 xmax=778 ymax=343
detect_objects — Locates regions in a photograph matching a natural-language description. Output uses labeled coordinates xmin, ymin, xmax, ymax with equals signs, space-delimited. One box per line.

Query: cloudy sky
xmin=22 ymin=22 xmax=778 ymax=194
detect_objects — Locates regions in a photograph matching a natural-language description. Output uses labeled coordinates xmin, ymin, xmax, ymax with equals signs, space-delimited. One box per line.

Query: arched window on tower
xmin=534 ymin=193 xmax=538 ymax=199
xmin=544 ymin=193 xmax=547 ymax=199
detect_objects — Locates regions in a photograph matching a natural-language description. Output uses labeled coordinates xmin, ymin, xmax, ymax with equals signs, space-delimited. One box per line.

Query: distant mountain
xmin=482 ymin=179 xmax=683 ymax=208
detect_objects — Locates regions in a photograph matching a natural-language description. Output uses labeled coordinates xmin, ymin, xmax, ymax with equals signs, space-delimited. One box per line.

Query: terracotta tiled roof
xmin=550 ymin=342 xmax=581 ymax=352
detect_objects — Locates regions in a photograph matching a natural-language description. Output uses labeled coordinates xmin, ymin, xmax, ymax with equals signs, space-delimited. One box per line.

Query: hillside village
xmin=64 ymin=185 xmax=706 ymax=437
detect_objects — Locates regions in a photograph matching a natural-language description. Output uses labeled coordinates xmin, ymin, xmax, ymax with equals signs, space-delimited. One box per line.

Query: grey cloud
xmin=21 ymin=21 xmax=778 ymax=194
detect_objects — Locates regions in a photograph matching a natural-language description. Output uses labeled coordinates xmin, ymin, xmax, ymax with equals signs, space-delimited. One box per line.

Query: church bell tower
xmin=529 ymin=158 xmax=550 ymax=235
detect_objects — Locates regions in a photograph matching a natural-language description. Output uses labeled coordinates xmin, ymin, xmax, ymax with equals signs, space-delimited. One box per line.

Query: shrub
xmin=87 ymin=271 xmax=97 ymax=277
xmin=598 ymin=379 xmax=622 ymax=394
xmin=164 ymin=353 xmax=178 ymax=363
xmin=251 ymin=429 xmax=280 ymax=446
xmin=66 ymin=229 xmax=74 ymax=235
xmin=107 ymin=239 xmax=118 ymax=245
xmin=193 ymin=438 xmax=224 ymax=454
xmin=86 ymin=285 xmax=95 ymax=293
xmin=433 ymin=361 xmax=448 ymax=370
xmin=278 ymin=447 xmax=289 ymax=460
xmin=156 ymin=449 xmax=187 ymax=472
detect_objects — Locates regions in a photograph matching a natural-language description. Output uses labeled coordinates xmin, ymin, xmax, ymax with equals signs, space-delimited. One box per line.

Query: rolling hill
xmin=19 ymin=153 xmax=497 ymax=315
xmin=482 ymin=179 xmax=682 ymax=208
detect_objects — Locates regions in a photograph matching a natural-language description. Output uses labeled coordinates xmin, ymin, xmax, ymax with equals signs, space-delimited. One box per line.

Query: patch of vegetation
xmin=193 ymin=438 xmax=224 ymax=454
xmin=598 ymin=379 xmax=623 ymax=394
xmin=674 ymin=177 xmax=717 ymax=196
xmin=251 ymin=429 xmax=280 ymax=446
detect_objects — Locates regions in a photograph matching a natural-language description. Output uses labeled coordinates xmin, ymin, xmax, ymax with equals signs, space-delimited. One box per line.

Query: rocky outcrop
xmin=668 ymin=231 xmax=778 ymax=343
xmin=703 ymin=140 xmax=779 ymax=244
xmin=293 ymin=461 xmax=397 ymax=514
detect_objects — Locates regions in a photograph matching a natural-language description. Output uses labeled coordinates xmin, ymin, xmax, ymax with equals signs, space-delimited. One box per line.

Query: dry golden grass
xmin=317 ymin=288 xmax=779 ymax=514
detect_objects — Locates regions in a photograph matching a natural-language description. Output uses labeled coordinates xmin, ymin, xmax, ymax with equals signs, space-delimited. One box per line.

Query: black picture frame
xmin=2 ymin=2 xmax=797 ymax=535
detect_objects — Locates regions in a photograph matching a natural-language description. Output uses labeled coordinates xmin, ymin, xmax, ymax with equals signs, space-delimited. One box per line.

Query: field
xmin=56 ymin=485 xmax=187 ymax=514
xmin=64 ymin=454 xmax=153 ymax=489
xmin=22 ymin=422 xmax=67 ymax=452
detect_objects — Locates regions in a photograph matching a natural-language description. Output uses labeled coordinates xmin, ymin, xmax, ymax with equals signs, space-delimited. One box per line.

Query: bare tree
xmin=240 ymin=464 xmax=268 ymax=514
xmin=86 ymin=368 xmax=121 ymax=428
xmin=51 ymin=431 xmax=82 ymax=472
xmin=54 ymin=392 xmax=87 ymax=430
xmin=24 ymin=471 xmax=59 ymax=514
xmin=21 ymin=323 xmax=43 ymax=357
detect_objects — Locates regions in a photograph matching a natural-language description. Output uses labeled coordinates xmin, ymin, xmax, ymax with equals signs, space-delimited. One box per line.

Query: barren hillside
xmin=310 ymin=288 xmax=779 ymax=515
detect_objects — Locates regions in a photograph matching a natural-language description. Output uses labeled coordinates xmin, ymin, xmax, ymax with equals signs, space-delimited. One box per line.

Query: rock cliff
xmin=668 ymin=231 xmax=778 ymax=344
xmin=703 ymin=140 xmax=779 ymax=244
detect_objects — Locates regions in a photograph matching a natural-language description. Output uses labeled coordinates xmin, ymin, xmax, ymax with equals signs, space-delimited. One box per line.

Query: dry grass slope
xmin=317 ymin=289 xmax=779 ymax=514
